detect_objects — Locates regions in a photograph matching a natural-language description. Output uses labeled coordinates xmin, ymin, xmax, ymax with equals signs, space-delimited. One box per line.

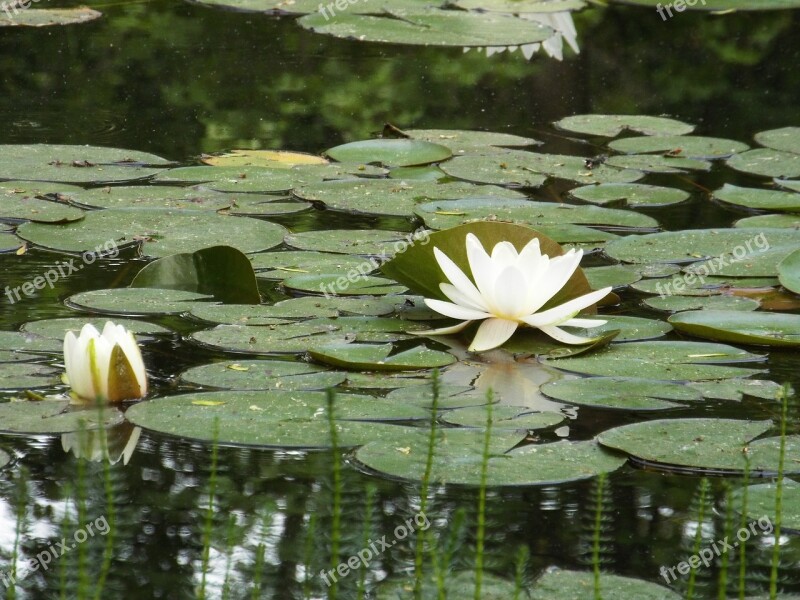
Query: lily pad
xmin=755 ymin=127 xmax=800 ymax=154
xmin=151 ymin=166 xmax=298 ymax=193
xmin=734 ymin=214 xmax=800 ymax=228
xmin=644 ymin=295 xmax=760 ymax=312
xmin=0 ymin=194 xmax=84 ymax=223
xmin=778 ymin=249 xmax=800 ymax=295
xmin=191 ymin=296 xmax=397 ymax=324
xmin=0 ymin=399 xmax=123 ymax=434
xmin=200 ymin=149 xmax=328 ymax=168
xmin=282 ymin=273 xmax=407 ymax=296
xmin=545 ymin=340 xmax=765 ymax=381
xmin=402 ymin=128 xmax=540 ymax=154
xmin=713 ymin=184 xmax=800 ymax=213
xmin=377 ymin=571 xmax=525 ymax=600
xmin=531 ymin=569 xmax=682 ymax=600
xmin=668 ymin=310 xmax=800 ymax=347
xmin=356 ymin=429 xmax=626 ymax=486
xmin=541 ymin=377 xmax=700 ymax=411
xmin=776 ymin=179 xmax=800 ymax=193
xmin=440 ymin=151 xmax=643 ymax=186
xmin=0 ymin=7 xmax=102 ymax=27
xmin=125 ymin=390 xmax=426 ymax=449
xmin=309 ymin=343 xmax=456 ymax=371
xmin=0 ymin=363 xmax=61 ymax=390
xmin=386 ymin=384 xmax=498 ymax=409
xmin=251 ymin=251 xmax=376 ymax=280
xmin=570 ymin=183 xmax=690 ymax=207
xmin=554 ymin=114 xmax=695 ymax=137
xmin=605 ymin=154 xmax=711 ymax=173
xmin=180 ymin=360 xmax=346 ymax=391
xmin=298 ymin=9 xmax=556 ymax=49
xmin=681 ymin=243 xmax=798 ymax=278
xmin=633 ymin=276 xmax=779 ymax=297
xmin=19 ymin=317 xmax=171 ymax=340
xmin=727 ymin=149 xmax=800 ymax=179
xmin=441 ymin=405 xmax=565 ymax=430
xmin=67 ymin=288 xmax=211 ymax=316
xmin=191 ymin=323 xmax=351 ymax=355
xmin=0 ymin=144 xmax=169 ymax=183
xmin=17 ymin=208 xmax=287 ymax=257
xmin=730 ymin=481 xmax=800 ymax=531
xmin=584 ymin=265 xmax=642 ymax=289
xmin=324 ymin=139 xmax=452 ymax=167
xmin=687 ymin=378 xmax=783 ymax=401
xmin=454 ymin=0 xmax=586 ymax=12
xmin=0 ymin=330 xmax=63 ymax=354
xmin=285 ymin=229 xmax=423 ymax=256
xmin=61 ymin=185 xmax=236 ymax=210
xmin=611 ymin=0 xmax=800 ymax=10
xmin=608 ymin=135 xmax=749 ymax=159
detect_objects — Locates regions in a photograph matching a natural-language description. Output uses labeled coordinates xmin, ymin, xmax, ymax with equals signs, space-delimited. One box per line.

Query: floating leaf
xmin=67 ymin=288 xmax=211 ymax=316
xmin=734 ymin=213 xmax=800 ymax=229
xmin=325 ymin=139 xmax=452 ymax=167
xmin=62 ymin=185 xmax=235 ymax=210
xmin=0 ymin=7 xmax=102 ymax=27
xmin=180 ymin=360 xmax=346 ymax=391
xmin=0 ymin=363 xmax=61 ymax=390
xmin=688 ymin=378 xmax=783 ymax=401
xmin=531 ymin=569 xmax=682 ymax=600
xmin=309 ymin=343 xmax=456 ymax=371
xmin=191 ymin=323 xmax=351 ymax=355
xmin=730 ymin=481 xmax=800 ymax=531
xmin=644 ymin=295 xmax=760 ymax=312
xmin=200 ymin=149 xmax=328 ymax=168
xmin=713 ymin=184 xmax=800 ymax=212
xmin=454 ymin=0 xmax=586 ymax=12
xmin=668 ymin=310 xmax=800 ymax=347
xmin=0 ymin=193 xmax=84 ymax=223
xmin=386 ymin=384 xmax=499 ymax=409
xmin=608 ymin=135 xmax=749 ymax=159
xmin=282 ymin=273 xmax=407 ymax=296
xmin=584 ymin=265 xmax=642 ymax=289
xmin=542 ymin=376 xmax=701 ymax=411
xmin=285 ymin=229 xmax=422 ymax=256
xmin=778 ymin=248 xmax=800 ymax=295
xmin=402 ymin=128 xmax=540 ymax=154
xmin=0 ymin=400 xmax=123 ymax=434
xmin=727 ymin=149 xmax=800 ymax=179
xmin=605 ymin=154 xmax=711 ymax=173
xmin=442 ymin=405 xmax=564 ymax=430
xmin=251 ymin=251 xmax=376 ymax=281
xmin=755 ymin=126 xmax=800 ymax=154
xmin=570 ymin=183 xmax=690 ymax=207
xmin=554 ymin=114 xmax=695 ymax=137
xmin=20 ymin=317 xmax=171 ymax=340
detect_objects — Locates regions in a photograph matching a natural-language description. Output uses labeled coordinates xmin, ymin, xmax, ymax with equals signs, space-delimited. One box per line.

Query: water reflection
xmin=61 ymin=423 xmax=142 ymax=465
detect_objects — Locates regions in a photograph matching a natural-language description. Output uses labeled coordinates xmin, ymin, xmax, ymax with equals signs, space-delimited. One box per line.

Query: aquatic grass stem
xmin=327 ymin=389 xmax=342 ymax=600
xmin=433 ymin=508 xmax=466 ymax=599
xmin=513 ymin=544 xmax=530 ymax=600
xmin=738 ymin=454 xmax=751 ymax=600
xmin=718 ymin=483 xmax=734 ymax=599
xmin=593 ymin=472 xmax=607 ymax=600
xmin=221 ymin=513 xmax=237 ymax=600
xmin=357 ymin=485 xmax=376 ymax=600
xmin=687 ymin=478 xmax=710 ymax=600
xmin=93 ymin=404 xmax=116 ymax=600
xmin=199 ymin=418 xmax=219 ymax=600
xmin=474 ymin=389 xmax=493 ymax=600
xmin=303 ymin=512 xmax=318 ymax=599
xmin=76 ymin=422 xmax=89 ymax=599
xmin=769 ymin=384 xmax=790 ymax=599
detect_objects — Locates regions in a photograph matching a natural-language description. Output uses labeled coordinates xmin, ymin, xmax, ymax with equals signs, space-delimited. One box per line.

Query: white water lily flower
xmin=418 ymin=234 xmax=612 ymax=352
xmin=63 ymin=322 xmax=148 ymax=403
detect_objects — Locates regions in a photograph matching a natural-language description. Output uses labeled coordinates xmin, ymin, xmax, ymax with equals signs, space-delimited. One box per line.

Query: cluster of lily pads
xmin=0 ymin=115 xmax=798 ymax=596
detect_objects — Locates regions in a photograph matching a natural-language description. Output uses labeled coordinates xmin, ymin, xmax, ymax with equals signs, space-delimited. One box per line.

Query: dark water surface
xmin=0 ymin=1 xmax=799 ymax=598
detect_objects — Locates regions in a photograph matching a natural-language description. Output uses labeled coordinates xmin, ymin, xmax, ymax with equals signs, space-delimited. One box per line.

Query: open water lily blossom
xmin=419 ymin=234 xmax=612 ymax=352
xmin=63 ymin=322 xmax=148 ymax=404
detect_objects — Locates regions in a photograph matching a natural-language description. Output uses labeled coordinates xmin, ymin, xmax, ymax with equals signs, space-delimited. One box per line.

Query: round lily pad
xmin=454 ymin=0 xmax=586 ymax=12
xmin=67 ymin=288 xmax=211 ymax=316
xmin=605 ymin=154 xmax=711 ymax=174
xmin=0 ymin=7 xmax=102 ymax=27
xmin=220 ymin=198 xmax=312 ymax=217
xmin=0 ymin=194 xmax=84 ymax=223
xmin=584 ymin=265 xmax=642 ymax=290
xmin=386 ymin=384 xmax=497 ymax=409
xmin=778 ymin=249 xmax=800 ymax=295
xmin=668 ymin=310 xmax=800 ymax=347
xmin=20 ymin=317 xmax=171 ymax=340
xmin=200 ymin=149 xmax=328 ymax=168
xmin=62 ymin=185 xmax=237 ymax=211
xmin=0 ymin=232 xmax=23 ymax=253
xmin=734 ymin=213 xmax=800 ymax=228
xmin=611 ymin=0 xmax=800 ymax=10
xmin=608 ymin=135 xmax=749 ymax=159
xmin=644 ymin=295 xmax=760 ymax=312
xmin=727 ymin=149 xmax=800 ymax=179
xmin=402 ymin=128 xmax=540 ymax=154
xmin=17 ymin=207 xmax=287 ymax=257
xmin=730 ymin=481 xmax=800 ymax=531
xmin=0 ymin=330 xmax=63 ymax=354
xmin=554 ymin=114 xmax=695 ymax=137
xmin=324 ymin=139 xmax=452 ymax=167
xmin=190 ymin=324 xmax=351 ymax=355
xmin=564 ymin=315 xmax=672 ymax=342
xmin=343 ymin=372 xmax=430 ymax=390
xmin=633 ymin=275 xmax=779 ymax=297
xmin=570 ymin=183 xmax=690 ymax=207
xmin=0 ymin=399 xmax=123 ymax=434
xmin=252 ymin=251 xmax=376 ymax=280
xmin=0 ymin=144 xmax=169 ymax=183
xmin=298 ymin=9 xmax=556 ymax=49
xmin=282 ymin=273 xmax=407 ymax=296
xmin=776 ymin=178 xmax=800 ymax=193
xmin=441 ymin=405 xmax=564 ymax=430
xmin=713 ymin=184 xmax=800 ymax=213
xmin=0 ymin=363 xmax=61 ymax=390
xmin=542 ymin=376 xmax=701 ymax=411
xmin=755 ymin=127 xmax=800 ymax=154
xmin=387 ymin=165 xmax=446 ymax=181
xmin=440 ymin=151 xmax=643 ymax=186
xmin=277 ymin=296 xmax=398 ymax=317
xmin=531 ymin=569 xmax=682 ymax=600
xmin=597 ymin=418 xmax=795 ymax=474
xmin=309 ymin=343 xmax=456 ymax=371
xmin=376 ymin=571 xmax=522 ymax=600
xmin=124 ymin=390 xmax=426 ymax=449
xmin=180 ymin=360 xmax=346 ymax=391
xmin=544 ymin=340 xmax=765 ymax=381
xmin=151 ymin=166 xmax=299 ymax=193
xmin=285 ymin=229 xmax=423 ymax=256
xmin=356 ymin=429 xmax=625 ymax=486
xmin=687 ymin=378 xmax=783 ymax=401
xmin=681 ymin=243 xmax=798 ymax=278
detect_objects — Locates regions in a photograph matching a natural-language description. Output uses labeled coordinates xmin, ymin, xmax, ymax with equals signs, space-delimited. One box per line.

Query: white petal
xmin=465 ymin=234 xmax=496 ymax=302
xmin=527 ymin=249 xmax=583 ymax=313
xmin=522 ymin=287 xmax=611 ymax=328
xmin=517 ymin=237 xmax=543 ymax=268
xmin=434 ymin=247 xmax=486 ymax=309
xmin=492 ymin=265 xmax=528 ymax=318
xmin=539 ymin=325 xmax=600 ymax=345
xmin=521 ymin=43 xmax=539 ymax=60
xmin=121 ymin=427 xmax=142 ymax=466
xmin=440 ymin=283 xmax=488 ymax=312
xmin=561 ymin=318 xmax=607 ymax=329
xmin=469 ymin=318 xmax=519 ymax=352
xmin=424 ymin=298 xmax=492 ymax=322
xmin=90 ymin=336 xmax=114 ymax=402
xmin=69 ymin=329 xmax=99 ymax=401
xmin=490 ymin=241 xmax=518 ymax=270
xmin=411 ymin=321 xmax=472 ymax=337
xmin=116 ymin=330 xmax=148 ymax=397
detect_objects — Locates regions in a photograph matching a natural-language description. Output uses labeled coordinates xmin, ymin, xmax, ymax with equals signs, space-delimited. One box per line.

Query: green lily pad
xmin=130 ymin=245 xmax=261 ymax=304
xmin=596 ymin=418 xmax=798 ymax=474
xmin=730 ymin=481 xmax=800 ymax=531
xmin=442 ymin=405 xmax=565 ymax=430
xmin=124 ymin=390 xmax=427 ymax=449
xmin=633 ymin=276 xmax=779 ymax=297
xmin=386 ymin=384 xmax=498 ymax=409
xmin=644 ymin=295 xmax=760 ymax=312
xmin=377 ymin=571 xmax=525 ymax=600
xmin=583 ymin=265 xmax=642 ymax=289
xmin=570 ymin=183 xmax=690 ymax=207
xmin=282 ymin=273 xmax=407 ymax=296
xmin=0 ymin=7 xmax=102 ymax=27
xmin=541 ymin=377 xmax=700 ymax=411
xmin=180 ymin=360 xmax=346 ymax=391
xmin=605 ymin=154 xmax=712 ymax=173
xmin=778 ymin=248 xmax=800 ymax=295
xmin=343 ymin=372 xmax=430 ymax=390
xmin=151 ymin=166 xmax=299 ymax=193
xmin=0 ymin=330 xmax=63 ymax=354
xmin=17 ymin=208 xmax=287 ymax=257
xmin=61 ymin=185 xmax=235 ymax=210
xmin=67 ymin=288 xmax=211 ymax=316
xmin=191 ymin=0 xmax=440 ymax=14
xmin=324 ymin=139 xmax=452 ymax=167
xmin=0 ymin=363 xmax=61 ymax=390
xmin=298 ymin=9 xmax=555 ymax=48
xmin=0 ymin=144 xmax=169 ymax=183
xmin=609 ymin=135 xmax=749 ymax=159
xmin=285 ymin=229 xmax=424 ymax=256
xmin=755 ymin=127 xmax=800 ymax=154
xmin=200 ymin=149 xmax=328 ymax=168
xmin=19 ymin=317 xmax=171 ymax=340
xmin=191 ymin=323 xmax=351 ymax=355
xmin=776 ymin=179 xmax=800 ymax=193
xmin=251 ymin=250 xmax=376 ymax=280
xmin=611 ymin=0 xmax=800 ymax=10
xmin=545 ymin=340 xmax=765 ymax=381
xmin=220 ymin=198 xmax=312 ymax=217
xmin=687 ymin=378 xmax=783 ymax=401
xmin=681 ymin=243 xmax=798 ymax=278
xmin=727 ymin=149 xmax=800 ymax=179
xmin=605 ymin=228 xmax=794 ymax=264
xmin=191 ymin=296 xmax=398 ymax=324
xmin=402 ymin=128 xmax=540 ymax=154
xmin=549 ymin=315 xmax=671 ymax=342
xmin=0 ymin=232 xmax=22 ymax=253
xmin=554 ymin=114 xmax=695 ymax=137
xmin=0 ymin=400 xmax=123 ymax=434
xmin=713 ymin=184 xmax=800 ymax=212
xmin=414 ymin=198 xmax=658 ymax=231
xmin=0 ymin=193 xmax=84 ymax=223
xmin=531 ymin=569 xmax=682 ymax=600
xmin=454 ymin=0 xmax=586 ymax=12
xmin=734 ymin=213 xmax=800 ymax=228
xmin=356 ymin=429 xmax=625 ymax=486
xmin=668 ymin=310 xmax=800 ymax=347
xmin=309 ymin=343 xmax=456 ymax=371
xmin=387 ymin=165 xmax=446 ymax=181
xmin=440 ymin=151 xmax=643 ymax=186
xmin=293 ymin=179 xmax=523 ymax=217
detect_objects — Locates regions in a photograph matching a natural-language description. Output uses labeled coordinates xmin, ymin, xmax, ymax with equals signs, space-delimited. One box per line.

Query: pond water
xmin=0 ymin=1 xmax=799 ymax=599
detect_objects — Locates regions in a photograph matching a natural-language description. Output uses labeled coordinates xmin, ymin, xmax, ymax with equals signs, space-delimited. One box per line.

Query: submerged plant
xmin=63 ymin=322 xmax=148 ymax=404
